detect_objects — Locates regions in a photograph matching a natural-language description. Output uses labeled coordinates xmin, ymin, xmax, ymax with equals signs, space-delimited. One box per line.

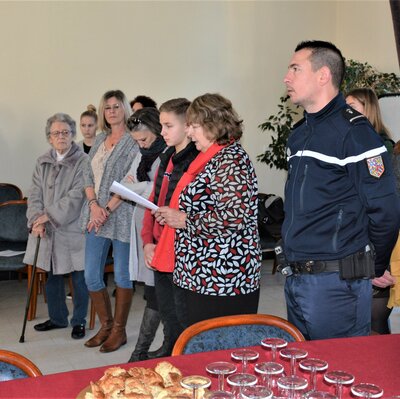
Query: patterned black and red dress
xmin=173 ymin=141 xmax=261 ymax=323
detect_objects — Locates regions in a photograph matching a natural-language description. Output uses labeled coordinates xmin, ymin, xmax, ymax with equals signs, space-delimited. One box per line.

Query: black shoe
xmin=71 ymin=324 xmax=85 ymax=339
xmin=34 ymin=320 xmax=67 ymax=332
xmin=147 ymin=345 xmax=172 ymax=359
xmin=128 ymin=351 xmax=149 ymax=363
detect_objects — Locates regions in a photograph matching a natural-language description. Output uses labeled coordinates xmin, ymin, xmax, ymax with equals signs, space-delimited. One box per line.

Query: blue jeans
xmin=46 ymin=269 xmax=88 ymax=327
xmin=84 ymin=231 xmax=132 ymax=291
xmin=285 ymin=272 xmax=371 ymax=340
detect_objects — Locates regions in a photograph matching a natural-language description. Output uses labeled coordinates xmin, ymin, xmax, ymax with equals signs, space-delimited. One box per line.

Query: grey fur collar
xmin=38 ymin=141 xmax=85 ymax=168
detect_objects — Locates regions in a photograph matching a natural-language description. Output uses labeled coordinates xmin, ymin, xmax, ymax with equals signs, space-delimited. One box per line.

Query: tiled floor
xmin=0 ymin=260 xmax=399 ymax=376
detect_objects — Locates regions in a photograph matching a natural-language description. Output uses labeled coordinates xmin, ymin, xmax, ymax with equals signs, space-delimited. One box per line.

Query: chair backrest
xmin=172 ymin=314 xmax=305 ymax=356
xmin=0 ymin=200 xmax=28 ymax=242
xmin=0 ymin=183 xmax=23 ymax=203
xmin=258 ymin=193 xmax=284 ymax=241
xmin=0 ymin=350 xmax=42 ymax=381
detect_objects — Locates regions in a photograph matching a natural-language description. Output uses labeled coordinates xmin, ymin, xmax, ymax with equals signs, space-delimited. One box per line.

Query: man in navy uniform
xmin=282 ymin=40 xmax=400 ymax=340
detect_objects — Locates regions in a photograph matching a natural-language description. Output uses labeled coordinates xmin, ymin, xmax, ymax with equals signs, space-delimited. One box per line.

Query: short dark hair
xmin=130 ymin=95 xmax=157 ymax=109
xmin=186 ymin=93 xmax=243 ymax=144
xmin=295 ymin=40 xmax=345 ymax=89
xmin=159 ymin=98 xmax=191 ymax=118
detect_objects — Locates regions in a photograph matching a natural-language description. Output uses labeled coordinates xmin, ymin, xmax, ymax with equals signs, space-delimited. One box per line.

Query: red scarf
xmin=151 ymin=143 xmax=226 ymax=272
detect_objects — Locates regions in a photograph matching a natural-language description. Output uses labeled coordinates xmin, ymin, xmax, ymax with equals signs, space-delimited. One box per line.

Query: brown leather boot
xmin=100 ymin=287 xmax=132 ymax=353
xmin=84 ymin=289 xmax=113 ymax=348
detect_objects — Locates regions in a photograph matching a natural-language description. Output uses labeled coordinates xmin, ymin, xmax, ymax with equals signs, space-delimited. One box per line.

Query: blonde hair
xmin=98 ymin=90 xmax=131 ymax=134
xmin=346 ymin=88 xmax=391 ymax=138
xmin=80 ymin=104 xmax=97 ymax=123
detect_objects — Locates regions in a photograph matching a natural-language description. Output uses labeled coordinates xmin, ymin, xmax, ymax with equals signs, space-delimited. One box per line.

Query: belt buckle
xmin=305 ymin=260 xmax=314 ymax=273
xmin=290 ymin=263 xmax=301 ymax=274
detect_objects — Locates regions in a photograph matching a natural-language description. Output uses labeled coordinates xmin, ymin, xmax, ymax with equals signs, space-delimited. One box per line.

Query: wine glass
xmin=227 ymin=373 xmax=258 ymax=399
xmin=254 ymin=362 xmax=284 ymax=393
xmin=302 ymin=392 xmax=337 ymax=398
xmin=276 ymin=375 xmax=308 ymax=399
xmin=323 ymin=370 xmax=354 ymax=399
xmin=261 ymin=338 xmax=288 ymax=362
xmin=181 ymin=375 xmax=212 ymax=399
xmin=205 ymin=390 xmax=235 ymax=399
xmin=241 ymin=385 xmax=273 ymax=399
xmin=299 ymin=358 xmax=328 ymax=392
xmin=279 ymin=348 xmax=308 ymax=376
xmin=351 ymin=383 xmax=384 ymax=398
xmin=231 ymin=349 xmax=259 ymax=373
xmin=206 ymin=361 xmax=237 ymax=391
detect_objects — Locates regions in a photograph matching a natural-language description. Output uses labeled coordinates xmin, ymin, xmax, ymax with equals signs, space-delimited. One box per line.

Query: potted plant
xmin=257 ymin=59 xmax=400 ymax=171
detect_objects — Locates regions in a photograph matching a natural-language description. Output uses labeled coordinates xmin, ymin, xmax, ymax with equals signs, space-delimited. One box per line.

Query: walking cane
xmin=19 ymin=236 xmax=41 ymax=343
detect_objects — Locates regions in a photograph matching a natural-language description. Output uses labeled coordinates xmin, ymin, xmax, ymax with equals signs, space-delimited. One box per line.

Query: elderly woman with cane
xmin=23 ymin=113 xmax=88 ymax=339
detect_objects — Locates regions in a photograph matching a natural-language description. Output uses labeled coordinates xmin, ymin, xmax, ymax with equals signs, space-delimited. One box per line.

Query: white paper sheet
xmin=0 ymin=250 xmax=25 ymax=257
xmin=110 ymin=181 xmax=159 ymax=211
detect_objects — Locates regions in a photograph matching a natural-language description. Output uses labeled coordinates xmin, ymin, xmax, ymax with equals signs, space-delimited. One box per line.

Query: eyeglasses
xmin=105 ymin=104 xmax=121 ymax=112
xmin=50 ymin=130 xmax=71 ymax=138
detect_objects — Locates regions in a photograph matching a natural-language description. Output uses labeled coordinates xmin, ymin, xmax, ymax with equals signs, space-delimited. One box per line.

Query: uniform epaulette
xmin=342 ymin=107 xmax=366 ymax=124
xmin=292 ymin=117 xmax=305 ymax=129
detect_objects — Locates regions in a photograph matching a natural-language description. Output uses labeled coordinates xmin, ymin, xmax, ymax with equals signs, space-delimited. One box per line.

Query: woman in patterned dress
xmin=154 ymin=93 xmax=261 ymax=325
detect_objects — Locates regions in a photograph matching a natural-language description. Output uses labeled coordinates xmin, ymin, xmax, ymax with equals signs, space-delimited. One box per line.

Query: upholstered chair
xmin=172 ymin=314 xmax=305 ymax=356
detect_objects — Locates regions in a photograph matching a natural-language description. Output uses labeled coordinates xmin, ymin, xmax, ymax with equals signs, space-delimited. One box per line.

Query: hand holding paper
xmin=110 ymin=181 xmax=158 ymax=211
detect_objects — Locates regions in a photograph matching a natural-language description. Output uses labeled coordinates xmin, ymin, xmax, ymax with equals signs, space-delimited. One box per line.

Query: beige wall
xmin=336 ymin=1 xmax=399 ymax=73
xmin=0 ymin=1 xmax=397 ymax=197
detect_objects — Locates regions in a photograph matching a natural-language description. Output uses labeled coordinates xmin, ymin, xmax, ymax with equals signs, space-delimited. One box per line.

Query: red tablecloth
xmin=0 ymin=334 xmax=399 ymax=398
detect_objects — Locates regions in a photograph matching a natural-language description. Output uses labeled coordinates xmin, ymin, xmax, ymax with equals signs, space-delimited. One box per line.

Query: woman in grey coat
xmin=24 ymin=113 xmax=88 ymax=340
xmin=82 ymin=90 xmax=138 ymax=353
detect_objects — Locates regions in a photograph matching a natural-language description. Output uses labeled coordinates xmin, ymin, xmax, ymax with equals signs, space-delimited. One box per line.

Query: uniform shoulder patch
xmin=366 ymin=155 xmax=385 ymax=178
xmin=342 ymin=107 xmax=366 ymax=124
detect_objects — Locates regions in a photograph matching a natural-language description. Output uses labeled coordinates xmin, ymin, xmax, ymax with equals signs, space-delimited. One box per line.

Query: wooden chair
xmin=260 ymin=234 xmax=279 ymax=274
xmin=26 ymin=265 xmax=47 ymax=321
xmin=172 ymin=314 xmax=305 ymax=356
xmin=0 ymin=183 xmax=23 ymax=204
xmin=0 ymin=350 xmax=42 ymax=381
xmin=26 ymin=262 xmax=114 ymax=329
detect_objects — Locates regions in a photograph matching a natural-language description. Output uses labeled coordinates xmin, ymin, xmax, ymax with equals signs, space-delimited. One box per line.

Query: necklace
xmin=106 ymin=135 xmax=122 ymax=149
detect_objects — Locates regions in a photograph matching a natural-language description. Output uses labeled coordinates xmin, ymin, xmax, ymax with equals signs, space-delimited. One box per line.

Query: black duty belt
xmin=288 ymin=260 xmax=340 ymax=274
xmin=287 ymin=245 xmax=373 ymax=276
